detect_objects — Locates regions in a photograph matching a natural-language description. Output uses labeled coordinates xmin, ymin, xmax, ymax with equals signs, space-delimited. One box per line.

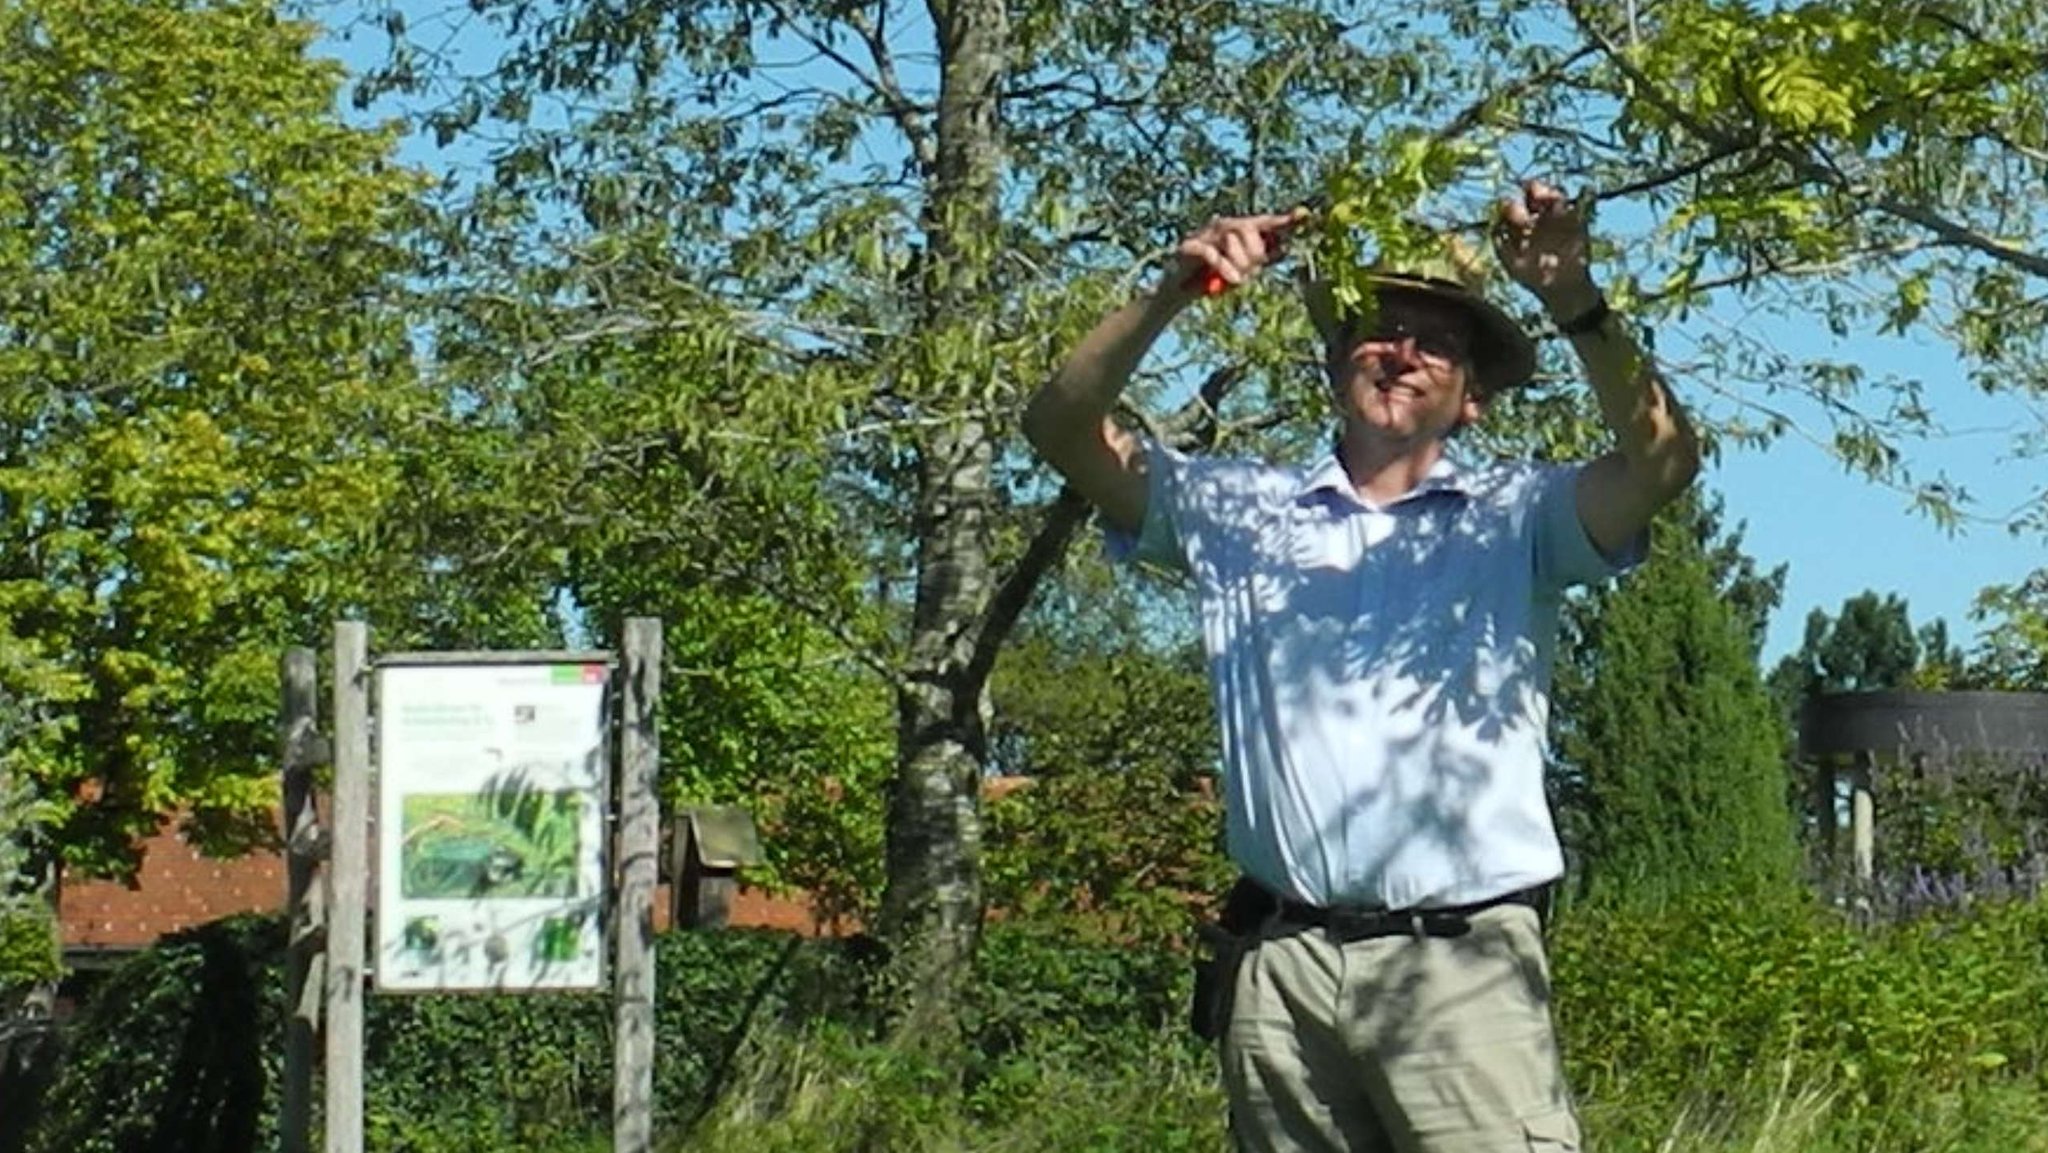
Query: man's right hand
xmin=1170 ymin=210 xmax=1312 ymax=298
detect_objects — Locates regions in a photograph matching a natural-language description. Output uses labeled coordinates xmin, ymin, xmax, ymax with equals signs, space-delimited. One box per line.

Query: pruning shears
xmin=1180 ymin=194 xmax=1328 ymax=297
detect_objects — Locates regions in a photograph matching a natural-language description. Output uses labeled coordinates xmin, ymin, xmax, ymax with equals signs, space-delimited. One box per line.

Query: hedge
xmin=27 ymin=917 xmax=1184 ymax=1153
xmin=37 ymin=891 xmax=2048 ymax=1152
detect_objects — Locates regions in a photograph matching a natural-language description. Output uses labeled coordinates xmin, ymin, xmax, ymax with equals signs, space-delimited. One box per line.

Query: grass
xmin=668 ymin=1023 xmax=1230 ymax=1153
xmin=1579 ymin=1055 xmax=2048 ymax=1153
xmin=630 ymin=1025 xmax=2048 ymax=1153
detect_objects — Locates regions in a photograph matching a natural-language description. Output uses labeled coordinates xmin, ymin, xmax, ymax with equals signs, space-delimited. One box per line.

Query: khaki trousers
xmin=1220 ymin=903 xmax=1581 ymax=1153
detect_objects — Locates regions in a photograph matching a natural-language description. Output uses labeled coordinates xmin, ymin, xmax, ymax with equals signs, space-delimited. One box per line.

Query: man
xmin=1021 ymin=180 xmax=1700 ymax=1153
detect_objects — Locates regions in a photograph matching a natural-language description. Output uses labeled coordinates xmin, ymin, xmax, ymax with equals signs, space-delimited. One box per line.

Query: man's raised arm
xmin=1493 ymin=181 xmax=1702 ymax=555
xmin=1023 ymin=212 xmax=1304 ymax=535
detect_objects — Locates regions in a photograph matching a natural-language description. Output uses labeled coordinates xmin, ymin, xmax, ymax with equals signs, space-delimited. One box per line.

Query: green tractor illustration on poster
xmin=399 ymin=771 xmax=585 ymax=900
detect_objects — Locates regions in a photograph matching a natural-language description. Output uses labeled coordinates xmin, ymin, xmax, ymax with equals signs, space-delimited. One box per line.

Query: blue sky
xmin=1714 ymin=355 xmax=2038 ymax=662
xmin=309 ymin=6 xmax=2043 ymax=667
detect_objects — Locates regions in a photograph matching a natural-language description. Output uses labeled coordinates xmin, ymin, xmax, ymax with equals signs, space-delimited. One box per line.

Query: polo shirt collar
xmin=1293 ymin=450 xmax=1470 ymax=509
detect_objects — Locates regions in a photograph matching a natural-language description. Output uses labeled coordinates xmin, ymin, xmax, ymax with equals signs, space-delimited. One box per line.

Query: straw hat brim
xmin=1302 ymin=272 xmax=1538 ymax=395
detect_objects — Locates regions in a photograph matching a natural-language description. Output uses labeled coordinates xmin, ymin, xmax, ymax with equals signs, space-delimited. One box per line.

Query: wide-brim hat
xmin=1300 ymin=238 xmax=1538 ymax=396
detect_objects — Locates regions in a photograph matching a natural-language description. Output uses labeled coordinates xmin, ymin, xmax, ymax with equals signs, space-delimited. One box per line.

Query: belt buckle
xmin=1330 ymin=904 xmax=1473 ymax=942
xmin=1324 ymin=904 xmax=1393 ymax=940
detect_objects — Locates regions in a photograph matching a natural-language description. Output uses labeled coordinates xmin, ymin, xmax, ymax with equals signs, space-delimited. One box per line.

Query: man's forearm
xmin=1026 ymin=212 xmax=1296 ymax=531
xmin=1024 ymin=288 xmax=1188 ymax=448
xmin=1546 ymin=287 xmax=1701 ymax=497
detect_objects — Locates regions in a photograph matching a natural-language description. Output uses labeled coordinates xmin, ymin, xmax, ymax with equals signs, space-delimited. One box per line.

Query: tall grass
xmin=1583 ymin=1066 xmax=2048 ymax=1153
xmin=668 ymin=1022 xmax=1229 ymax=1153
xmin=1580 ymin=1053 xmax=1837 ymax=1153
xmin=646 ymin=1023 xmax=2048 ymax=1153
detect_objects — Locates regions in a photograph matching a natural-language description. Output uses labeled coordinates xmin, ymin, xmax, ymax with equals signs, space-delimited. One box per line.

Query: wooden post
xmin=326 ymin=622 xmax=370 ymax=1153
xmin=280 ymin=647 xmax=328 ymax=1153
xmin=615 ymin=618 xmax=661 ymax=1153
xmin=1850 ymin=750 xmax=1876 ymax=890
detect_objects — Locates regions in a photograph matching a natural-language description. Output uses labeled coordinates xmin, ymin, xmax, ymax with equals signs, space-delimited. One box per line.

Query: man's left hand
xmin=1492 ymin=180 xmax=1598 ymax=314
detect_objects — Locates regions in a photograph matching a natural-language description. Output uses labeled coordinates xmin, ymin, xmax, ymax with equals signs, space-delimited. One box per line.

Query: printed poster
xmin=375 ymin=661 xmax=611 ymax=991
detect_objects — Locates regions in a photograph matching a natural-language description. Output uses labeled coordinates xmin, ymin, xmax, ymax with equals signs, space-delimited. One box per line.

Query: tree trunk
xmin=881 ymin=419 xmax=996 ymax=1037
xmin=0 ymin=862 xmax=61 ymax=1153
xmin=877 ymin=0 xmax=1007 ymax=1039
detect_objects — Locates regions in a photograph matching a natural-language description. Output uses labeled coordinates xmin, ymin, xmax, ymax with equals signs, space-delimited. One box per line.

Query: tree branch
xmin=1430 ymin=43 xmax=1603 ymax=144
xmin=1863 ymin=193 xmax=2048 ymax=281
xmin=1566 ymin=0 xmax=2048 ymax=283
xmin=1597 ymin=137 xmax=1761 ymax=201
xmin=1562 ymin=0 xmax=1751 ymax=152
xmin=761 ymin=0 xmax=935 ymax=170
xmin=962 ymin=485 xmax=1092 ymax=691
xmin=1964 ymin=128 xmax=2048 ymax=169
xmin=846 ymin=1 xmax=938 ymax=172
xmin=1160 ymin=363 xmax=1247 ymax=450
xmin=1633 ymin=237 xmax=1943 ymax=306
xmin=961 ymin=361 xmax=1252 ymax=692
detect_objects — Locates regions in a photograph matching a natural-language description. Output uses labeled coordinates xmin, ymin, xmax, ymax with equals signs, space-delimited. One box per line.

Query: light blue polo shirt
xmin=1113 ymin=443 xmax=1640 ymax=910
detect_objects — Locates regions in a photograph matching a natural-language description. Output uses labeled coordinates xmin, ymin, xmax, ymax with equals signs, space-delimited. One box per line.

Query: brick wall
xmin=55 ymin=779 xmax=1038 ymax=957
xmin=58 ymin=825 xmax=288 ymax=952
xmin=56 ymin=818 xmax=840 ymax=958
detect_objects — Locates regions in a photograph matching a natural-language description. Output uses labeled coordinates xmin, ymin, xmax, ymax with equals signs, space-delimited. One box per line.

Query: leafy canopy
xmin=0 ymin=0 xmax=545 ymax=874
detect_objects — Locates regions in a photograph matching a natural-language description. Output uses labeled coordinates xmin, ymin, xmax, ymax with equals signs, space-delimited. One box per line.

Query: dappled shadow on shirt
xmin=1134 ymin=449 xmax=1597 ymax=1121
xmin=1154 ymin=453 xmax=1565 ymax=912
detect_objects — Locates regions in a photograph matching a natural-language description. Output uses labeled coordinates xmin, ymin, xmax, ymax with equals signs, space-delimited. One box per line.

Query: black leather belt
xmin=1271 ymin=885 xmax=1549 ymax=942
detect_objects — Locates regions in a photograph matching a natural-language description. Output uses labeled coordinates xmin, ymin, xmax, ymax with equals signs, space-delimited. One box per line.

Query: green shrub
xmin=982 ymin=766 xmax=1231 ymax=952
xmin=1554 ymin=886 xmax=2048 ymax=1120
xmin=34 ymin=896 xmax=2048 ymax=1151
xmin=359 ymin=927 xmax=879 ymax=1149
xmin=31 ymin=920 xmax=877 ymax=1153
xmin=29 ymin=914 xmax=284 ymax=1153
xmin=673 ymin=1019 xmax=1229 ymax=1153
xmin=33 ymin=913 xmax=1193 ymax=1149
xmin=964 ymin=919 xmax=1193 ymax=1073
xmin=0 ymin=907 xmax=59 ymax=997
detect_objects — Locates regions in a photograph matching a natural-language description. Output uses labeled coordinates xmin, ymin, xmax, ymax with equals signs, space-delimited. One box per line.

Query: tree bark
xmin=0 ymin=860 xmax=60 ymax=1153
xmin=877 ymin=0 xmax=1008 ymax=1038
xmin=0 ymin=982 xmax=57 ymax=1153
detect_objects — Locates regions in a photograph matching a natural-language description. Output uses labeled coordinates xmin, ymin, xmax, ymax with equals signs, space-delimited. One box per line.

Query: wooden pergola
xmin=1799 ymin=690 xmax=2048 ymax=886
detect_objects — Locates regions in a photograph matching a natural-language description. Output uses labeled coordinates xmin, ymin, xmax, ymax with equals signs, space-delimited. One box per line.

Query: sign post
xmin=280 ymin=646 xmax=326 ymax=1153
xmin=614 ymin=618 xmax=661 ymax=1153
xmin=293 ymin=623 xmax=657 ymax=1151
xmin=327 ymin=622 xmax=370 ymax=1153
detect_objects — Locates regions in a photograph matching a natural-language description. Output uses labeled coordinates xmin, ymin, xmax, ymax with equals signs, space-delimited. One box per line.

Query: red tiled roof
xmin=57 ymin=779 xmax=1038 ymax=954
xmin=55 ymin=814 xmax=858 ymax=954
xmin=59 ymin=821 xmax=287 ymax=951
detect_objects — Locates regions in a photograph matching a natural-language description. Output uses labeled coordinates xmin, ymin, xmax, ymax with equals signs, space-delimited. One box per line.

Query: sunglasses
xmin=1352 ymin=314 xmax=1472 ymax=365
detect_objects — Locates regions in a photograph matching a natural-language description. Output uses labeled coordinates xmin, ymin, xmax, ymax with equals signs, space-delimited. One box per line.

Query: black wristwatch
xmin=1555 ymin=296 xmax=1612 ymax=337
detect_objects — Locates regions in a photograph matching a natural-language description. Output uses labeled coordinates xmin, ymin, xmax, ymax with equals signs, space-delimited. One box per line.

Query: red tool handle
xmin=1180 ymin=224 xmax=1293 ymax=297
